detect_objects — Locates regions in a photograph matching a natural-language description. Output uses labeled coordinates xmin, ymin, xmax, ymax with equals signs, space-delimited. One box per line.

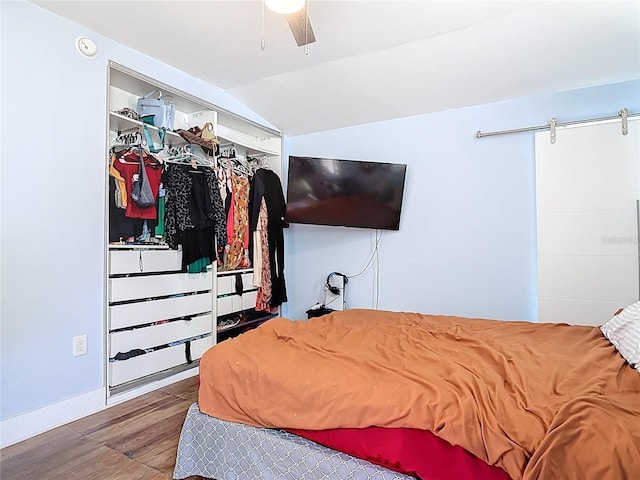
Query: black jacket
xmin=248 ymin=168 xmax=287 ymax=307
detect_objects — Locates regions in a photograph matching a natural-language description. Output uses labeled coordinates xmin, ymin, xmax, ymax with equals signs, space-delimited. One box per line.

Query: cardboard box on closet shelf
xmin=174 ymin=110 xmax=218 ymax=132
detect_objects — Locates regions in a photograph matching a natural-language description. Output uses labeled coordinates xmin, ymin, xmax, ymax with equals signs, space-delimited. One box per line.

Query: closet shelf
xmin=109 ymin=244 xmax=170 ymax=250
xmin=217 ymin=268 xmax=253 ymax=276
xmin=217 ymin=313 xmax=277 ymax=333
xmin=109 ymin=111 xmax=280 ymax=155
xmin=109 ymin=111 xmax=184 ymax=143
xmin=217 ymin=124 xmax=280 ymax=156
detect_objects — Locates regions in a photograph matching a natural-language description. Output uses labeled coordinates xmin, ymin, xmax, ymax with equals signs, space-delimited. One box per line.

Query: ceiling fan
xmin=264 ymin=0 xmax=316 ymax=48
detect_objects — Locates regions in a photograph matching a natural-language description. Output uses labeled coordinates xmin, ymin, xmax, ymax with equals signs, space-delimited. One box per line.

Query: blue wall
xmin=0 ymin=1 xmax=276 ymax=422
xmin=282 ymin=80 xmax=640 ymax=321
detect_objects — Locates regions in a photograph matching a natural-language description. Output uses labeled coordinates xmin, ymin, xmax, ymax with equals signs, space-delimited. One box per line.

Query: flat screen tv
xmin=286 ymin=156 xmax=407 ymax=230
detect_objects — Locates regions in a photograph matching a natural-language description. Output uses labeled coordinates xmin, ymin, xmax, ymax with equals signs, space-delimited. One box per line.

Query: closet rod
xmin=475 ymin=108 xmax=639 ymax=139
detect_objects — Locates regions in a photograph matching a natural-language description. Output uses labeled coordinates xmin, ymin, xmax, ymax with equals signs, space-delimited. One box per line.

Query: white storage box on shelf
xmin=189 ymin=110 xmax=217 ymax=129
xmin=173 ymin=110 xmax=217 ymax=131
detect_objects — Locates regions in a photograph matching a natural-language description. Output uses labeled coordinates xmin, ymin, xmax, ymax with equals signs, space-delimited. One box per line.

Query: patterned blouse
xmin=225 ymin=173 xmax=251 ymax=271
xmin=164 ymin=165 xmax=227 ymax=263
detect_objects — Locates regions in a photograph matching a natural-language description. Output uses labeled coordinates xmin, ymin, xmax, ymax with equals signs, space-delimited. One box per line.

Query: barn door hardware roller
xmin=619 ymin=108 xmax=628 ymax=135
xmin=549 ymin=118 xmax=557 ymax=144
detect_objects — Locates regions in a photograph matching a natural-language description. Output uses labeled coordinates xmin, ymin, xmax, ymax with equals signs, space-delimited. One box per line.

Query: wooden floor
xmin=0 ymin=376 xmax=206 ymax=480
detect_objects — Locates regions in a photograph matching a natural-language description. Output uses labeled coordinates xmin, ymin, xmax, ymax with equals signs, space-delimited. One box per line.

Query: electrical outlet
xmin=73 ymin=335 xmax=88 ymax=357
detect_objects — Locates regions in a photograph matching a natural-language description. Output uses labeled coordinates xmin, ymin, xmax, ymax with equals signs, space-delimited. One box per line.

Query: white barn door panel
xmin=535 ymin=118 xmax=639 ymax=325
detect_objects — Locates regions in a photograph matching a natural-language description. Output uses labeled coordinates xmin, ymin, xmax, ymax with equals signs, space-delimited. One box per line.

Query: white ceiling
xmin=34 ymin=0 xmax=640 ymax=136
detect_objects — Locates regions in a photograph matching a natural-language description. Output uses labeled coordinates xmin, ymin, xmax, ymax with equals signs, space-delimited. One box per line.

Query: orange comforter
xmin=199 ymin=309 xmax=640 ymax=480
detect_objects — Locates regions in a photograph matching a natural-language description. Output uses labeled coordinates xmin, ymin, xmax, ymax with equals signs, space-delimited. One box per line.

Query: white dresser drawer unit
xmin=109 ymin=293 xmax=213 ymax=330
xmin=217 ymin=272 xmax=254 ymax=296
xmin=217 ymin=290 xmax=258 ymax=316
xmin=109 ymin=271 xmax=213 ymax=302
xmin=109 ymin=313 xmax=213 ymax=357
xmin=109 ymin=335 xmax=213 ymax=387
xmin=109 ymin=249 xmax=182 ymax=275
xmin=107 ymin=247 xmax=214 ymax=393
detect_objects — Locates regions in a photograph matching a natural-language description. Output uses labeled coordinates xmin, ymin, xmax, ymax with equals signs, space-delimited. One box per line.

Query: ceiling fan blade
xmin=286 ymin=6 xmax=316 ymax=47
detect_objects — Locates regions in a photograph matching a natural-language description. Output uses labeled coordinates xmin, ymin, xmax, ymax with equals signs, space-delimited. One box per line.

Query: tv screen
xmin=286 ymin=156 xmax=407 ymax=230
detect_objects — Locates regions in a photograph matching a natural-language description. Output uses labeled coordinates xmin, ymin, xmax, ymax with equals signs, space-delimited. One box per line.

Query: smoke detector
xmin=75 ymin=36 xmax=97 ymax=59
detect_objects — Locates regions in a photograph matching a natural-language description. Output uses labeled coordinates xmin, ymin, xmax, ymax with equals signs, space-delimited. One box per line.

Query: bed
xmin=174 ymin=307 xmax=640 ymax=480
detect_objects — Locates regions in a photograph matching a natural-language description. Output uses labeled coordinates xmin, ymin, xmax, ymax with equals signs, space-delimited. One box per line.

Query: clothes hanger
xmin=115 ymin=143 xmax=162 ymax=166
xmin=247 ymin=154 xmax=271 ymax=173
xmin=134 ymin=144 xmax=162 ymax=167
xmin=111 ymin=131 xmax=142 ymax=160
xmin=218 ymin=157 xmax=250 ymax=177
xmin=219 ymin=144 xmax=237 ymax=160
xmin=164 ymin=144 xmax=213 ymax=168
xmin=114 ymin=131 xmax=142 ymax=146
xmin=218 ymin=144 xmax=254 ymax=176
xmin=115 ymin=145 xmax=141 ymax=164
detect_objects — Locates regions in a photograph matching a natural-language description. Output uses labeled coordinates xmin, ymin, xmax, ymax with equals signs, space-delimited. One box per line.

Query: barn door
xmin=535 ymin=117 xmax=639 ymax=325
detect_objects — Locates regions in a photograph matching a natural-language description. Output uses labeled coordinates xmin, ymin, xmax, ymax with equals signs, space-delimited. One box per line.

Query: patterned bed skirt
xmin=173 ymin=403 xmax=414 ymax=480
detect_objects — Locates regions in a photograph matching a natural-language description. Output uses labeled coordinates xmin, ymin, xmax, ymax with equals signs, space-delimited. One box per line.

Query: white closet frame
xmin=105 ymin=62 xmax=283 ymax=401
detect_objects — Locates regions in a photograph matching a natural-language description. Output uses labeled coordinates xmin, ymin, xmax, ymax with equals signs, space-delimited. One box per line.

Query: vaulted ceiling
xmin=34 ymin=1 xmax=640 ymax=135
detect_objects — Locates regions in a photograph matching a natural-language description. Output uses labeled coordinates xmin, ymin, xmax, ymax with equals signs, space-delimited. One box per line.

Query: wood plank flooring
xmin=1 ymin=376 xmax=206 ymax=480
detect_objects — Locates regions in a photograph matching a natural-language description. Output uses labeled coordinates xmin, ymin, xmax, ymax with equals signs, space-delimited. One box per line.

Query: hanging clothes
xmin=112 ymin=148 xmax=163 ymax=220
xmin=109 ymin=152 xmax=132 ymax=242
xmin=254 ymin=198 xmax=277 ymax=312
xmin=218 ymin=166 xmax=233 ymax=268
xmin=163 ymin=164 xmax=227 ymax=270
xmin=248 ymin=168 xmax=287 ymax=308
xmin=108 ymin=175 xmax=136 ymax=242
xmin=109 ymin=152 xmax=128 ymax=208
xmin=109 ymin=150 xmax=158 ymax=243
xmin=225 ymin=173 xmax=251 ymax=271
xmin=217 ymin=163 xmax=230 ymax=207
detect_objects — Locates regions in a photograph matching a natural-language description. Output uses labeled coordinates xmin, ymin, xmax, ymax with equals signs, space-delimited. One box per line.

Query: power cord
xmin=315 ymin=230 xmax=383 ymax=312
xmin=344 ymin=230 xmax=383 ymax=310
xmin=346 ymin=230 xmax=383 ymax=280
xmin=375 ymin=232 xmax=380 ymax=309
xmin=323 ymin=292 xmax=341 ymax=307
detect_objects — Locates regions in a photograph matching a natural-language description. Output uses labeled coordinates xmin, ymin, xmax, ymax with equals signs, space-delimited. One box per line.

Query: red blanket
xmin=288 ymin=426 xmax=511 ymax=480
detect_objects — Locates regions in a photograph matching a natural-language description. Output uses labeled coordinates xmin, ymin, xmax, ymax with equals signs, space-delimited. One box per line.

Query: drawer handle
xmin=235 ymin=272 xmax=244 ymax=296
xmin=139 ymin=251 xmax=143 ymax=272
xmin=185 ymin=341 xmax=192 ymax=364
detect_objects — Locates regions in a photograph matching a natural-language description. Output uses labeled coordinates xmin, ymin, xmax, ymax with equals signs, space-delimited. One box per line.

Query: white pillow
xmin=601 ymin=301 xmax=640 ymax=369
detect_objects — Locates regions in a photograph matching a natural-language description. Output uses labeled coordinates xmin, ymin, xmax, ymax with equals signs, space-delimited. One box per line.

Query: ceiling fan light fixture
xmin=265 ymin=0 xmax=305 ymax=15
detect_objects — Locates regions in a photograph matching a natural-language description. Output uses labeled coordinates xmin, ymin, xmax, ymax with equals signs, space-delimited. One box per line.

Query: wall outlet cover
xmin=73 ymin=335 xmax=88 ymax=357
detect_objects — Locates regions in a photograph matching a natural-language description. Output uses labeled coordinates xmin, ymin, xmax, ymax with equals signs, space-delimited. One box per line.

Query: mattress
xmin=197 ymin=310 xmax=640 ymax=479
xmin=173 ymin=403 xmax=414 ymax=480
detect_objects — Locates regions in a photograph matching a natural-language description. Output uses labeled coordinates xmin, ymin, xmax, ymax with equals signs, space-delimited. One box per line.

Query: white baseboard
xmin=0 ymin=387 xmax=106 ymax=449
xmin=0 ymin=368 xmax=199 ymax=449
